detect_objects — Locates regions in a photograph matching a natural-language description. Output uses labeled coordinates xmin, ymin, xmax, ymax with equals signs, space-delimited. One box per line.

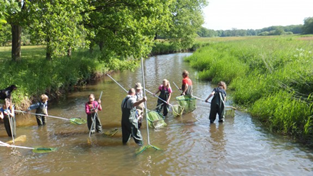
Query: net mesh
xmin=146 ymin=110 xmax=167 ymax=128
xmin=176 ymin=95 xmax=196 ymax=113
xmin=69 ymin=118 xmax=87 ymax=125
xmin=170 ymin=105 xmax=184 ymax=117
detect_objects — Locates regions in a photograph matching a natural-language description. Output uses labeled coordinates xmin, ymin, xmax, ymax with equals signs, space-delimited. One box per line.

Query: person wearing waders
xmin=181 ymin=70 xmax=193 ymax=96
xmin=121 ymin=88 xmax=147 ymax=146
xmin=205 ymin=81 xmax=227 ymax=123
xmin=27 ymin=94 xmax=49 ymax=126
xmin=0 ymin=98 xmax=16 ymax=137
xmin=85 ymin=94 xmax=102 ymax=134
xmin=154 ymin=79 xmax=172 ymax=117
xmin=135 ymin=83 xmax=144 ymax=129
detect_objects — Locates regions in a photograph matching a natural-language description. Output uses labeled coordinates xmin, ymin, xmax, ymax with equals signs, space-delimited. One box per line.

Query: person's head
xmin=135 ymin=82 xmax=143 ymax=92
xmin=128 ymin=88 xmax=136 ymax=95
xmin=3 ymin=98 xmax=11 ymax=108
xmin=88 ymin=94 xmax=95 ymax=102
xmin=41 ymin=94 xmax=49 ymax=102
xmin=162 ymin=79 xmax=170 ymax=88
xmin=182 ymin=70 xmax=189 ymax=78
xmin=218 ymin=81 xmax=227 ymax=90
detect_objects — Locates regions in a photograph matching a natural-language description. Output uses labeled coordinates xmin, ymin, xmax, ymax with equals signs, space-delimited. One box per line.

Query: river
xmin=0 ymin=53 xmax=312 ymax=176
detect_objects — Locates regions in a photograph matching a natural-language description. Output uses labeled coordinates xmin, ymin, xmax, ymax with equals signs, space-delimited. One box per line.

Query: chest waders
xmin=156 ymin=87 xmax=170 ymax=117
xmin=209 ymin=92 xmax=225 ymax=123
xmin=135 ymin=93 xmax=144 ymax=129
xmin=121 ymin=97 xmax=143 ymax=145
xmin=87 ymin=102 xmax=102 ymax=133
xmin=35 ymin=102 xmax=47 ymax=126
xmin=3 ymin=108 xmax=16 ymax=138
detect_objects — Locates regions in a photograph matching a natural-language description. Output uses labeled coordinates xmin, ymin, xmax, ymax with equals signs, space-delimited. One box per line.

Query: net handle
xmin=145 ymin=89 xmax=174 ymax=107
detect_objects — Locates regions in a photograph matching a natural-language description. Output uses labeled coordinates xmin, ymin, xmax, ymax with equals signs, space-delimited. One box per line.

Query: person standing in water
xmin=135 ymin=83 xmax=145 ymax=129
xmin=154 ymin=79 xmax=172 ymax=117
xmin=205 ymin=81 xmax=227 ymax=123
xmin=27 ymin=94 xmax=49 ymax=126
xmin=121 ymin=88 xmax=147 ymax=146
xmin=85 ymin=94 xmax=102 ymax=133
xmin=181 ymin=70 xmax=193 ymax=96
xmin=0 ymin=98 xmax=16 ymax=137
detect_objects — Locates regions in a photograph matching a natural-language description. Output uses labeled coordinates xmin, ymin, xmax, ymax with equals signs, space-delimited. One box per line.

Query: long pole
xmin=106 ymin=74 xmax=128 ymax=93
xmin=15 ymin=110 xmax=70 ymax=121
xmin=141 ymin=57 xmax=151 ymax=145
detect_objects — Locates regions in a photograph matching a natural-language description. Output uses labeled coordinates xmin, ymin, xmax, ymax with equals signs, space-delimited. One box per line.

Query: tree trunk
xmin=46 ymin=37 xmax=52 ymax=60
xmin=11 ymin=24 xmax=21 ymax=61
xmin=67 ymin=46 xmax=72 ymax=57
xmin=99 ymin=41 xmax=104 ymax=51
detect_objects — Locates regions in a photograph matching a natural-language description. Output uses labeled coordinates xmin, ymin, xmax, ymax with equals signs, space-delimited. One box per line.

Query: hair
xmin=3 ymin=98 xmax=11 ymax=108
xmin=41 ymin=94 xmax=49 ymax=101
xmin=182 ymin=70 xmax=189 ymax=77
xmin=218 ymin=81 xmax=227 ymax=90
xmin=128 ymin=88 xmax=135 ymax=94
xmin=163 ymin=79 xmax=171 ymax=89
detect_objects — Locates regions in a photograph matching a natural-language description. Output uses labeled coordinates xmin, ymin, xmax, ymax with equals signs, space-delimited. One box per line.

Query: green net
xmin=146 ymin=110 xmax=167 ymax=128
xmin=170 ymin=105 xmax=184 ymax=117
xmin=69 ymin=118 xmax=87 ymax=125
xmin=176 ymin=95 xmax=196 ymax=113
xmin=32 ymin=147 xmax=57 ymax=153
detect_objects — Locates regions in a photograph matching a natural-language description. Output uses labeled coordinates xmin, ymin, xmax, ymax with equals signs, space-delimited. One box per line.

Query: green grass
xmin=186 ymin=35 xmax=313 ymax=144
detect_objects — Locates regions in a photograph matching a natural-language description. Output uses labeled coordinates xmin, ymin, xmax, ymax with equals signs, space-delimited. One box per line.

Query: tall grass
xmin=185 ymin=36 xmax=313 ymax=144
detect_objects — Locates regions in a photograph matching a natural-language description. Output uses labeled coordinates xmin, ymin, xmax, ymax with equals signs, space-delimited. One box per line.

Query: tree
xmin=86 ymin=0 xmax=173 ymax=69
xmin=302 ymin=17 xmax=313 ymax=34
xmin=161 ymin=0 xmax=208 ymax=48
xmin=26 ymin=0 xmax=90 ymax=60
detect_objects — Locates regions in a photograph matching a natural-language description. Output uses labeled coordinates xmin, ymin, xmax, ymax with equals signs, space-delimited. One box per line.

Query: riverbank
xmin=185 ymin=35 xmax=313 ymax=146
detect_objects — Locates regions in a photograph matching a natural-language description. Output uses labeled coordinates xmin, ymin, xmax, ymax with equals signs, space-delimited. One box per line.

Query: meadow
xmin=186 ymin=35 xmax=313 ymax=144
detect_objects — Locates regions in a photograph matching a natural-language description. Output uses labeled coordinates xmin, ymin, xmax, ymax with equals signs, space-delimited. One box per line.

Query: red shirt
xmin=182 ymin=77 xmax=192 ymax=86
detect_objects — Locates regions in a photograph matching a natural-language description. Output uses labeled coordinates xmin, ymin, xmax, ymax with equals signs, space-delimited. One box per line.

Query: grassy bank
xmin=0 ymin=46 xmax=108 ymax=109
xmin=185 ymin=35 xmax=313 ymax=145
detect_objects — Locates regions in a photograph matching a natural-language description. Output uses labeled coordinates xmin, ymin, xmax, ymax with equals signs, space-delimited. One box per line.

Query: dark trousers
xmin=156 ymin=101 xmax=169 ymax=117
xmin=36 ymin=115 xmax=46 ymax=126
xmin=121 ymin=119 xmax=143 ymax=146
xmin=4 ymin=115 xmax=16 ymax=137
xmin=209 ymin=104 xmax=225 ymax=123
xmin=87 ymin=113 xmax=102 ymax=133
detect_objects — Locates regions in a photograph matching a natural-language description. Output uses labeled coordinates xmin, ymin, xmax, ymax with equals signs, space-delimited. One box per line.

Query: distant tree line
xmin=198 ymin=17 xmax=313 ymax=37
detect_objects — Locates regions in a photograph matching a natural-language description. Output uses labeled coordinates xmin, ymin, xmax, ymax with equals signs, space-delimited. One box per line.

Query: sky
xmin=202 ymin=0 xmax=313 ymax=30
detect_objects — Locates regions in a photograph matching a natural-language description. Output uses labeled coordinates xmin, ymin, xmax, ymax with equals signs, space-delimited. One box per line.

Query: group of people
xmin=119 ymin=70 xmax=227 ymax=147
xmin=1 ymin=70 xmax=228 ymax=149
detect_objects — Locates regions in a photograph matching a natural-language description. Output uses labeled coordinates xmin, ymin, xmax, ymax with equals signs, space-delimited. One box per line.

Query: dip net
xmin=146 ymin=110 xmax=167 ymax=129
xmin=176 ymin=95 xmax=196 ymax=113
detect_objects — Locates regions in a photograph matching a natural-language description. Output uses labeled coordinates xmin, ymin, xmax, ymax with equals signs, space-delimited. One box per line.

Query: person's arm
xmin=27 ymin=102 xmax=40 ymax=111
xmin=133 ymin=97 xmax=147 ymax=107
xmin=97 ymin=100 xmax=102 ymax=111
xmin=205 ymin=91 xmax=215 ymax=102
xmin=182 ymin=84 xmax=189 ymax=95
xmin=0 ymin=112 xmax=3 ymax=119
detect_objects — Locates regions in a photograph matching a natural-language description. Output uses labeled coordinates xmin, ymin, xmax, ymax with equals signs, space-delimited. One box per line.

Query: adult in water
xmin=154 ymin=79 xmax=172 ymax=117
xmin=121 ymin=88 xmax=147 ymax=146
xmin=205 ymin=81 xmax=227 ymax=123
xmin=181 ymin=70 xmax=193 ymax=96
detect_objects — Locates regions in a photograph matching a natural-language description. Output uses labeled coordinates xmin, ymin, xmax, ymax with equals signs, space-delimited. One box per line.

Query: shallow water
xmin=0 ymin=53 xmax=312 ymax=176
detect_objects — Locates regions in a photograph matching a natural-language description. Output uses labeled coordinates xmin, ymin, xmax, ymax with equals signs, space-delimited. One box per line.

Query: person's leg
xmin=95 ymin=114 xmax=102 ymax=133
xmin=209 ymin=105 xmax=218 ymax=123
xmin=130 ymin=123 xmax=143 ymax=146
xmin=3 ymin=116 xmax=12 ymax=136
xmin=36 ymin=115 xmax=43 ymax=126
xmin=87 ymin=114 xmax=95 ymax=133
xmin=122 ymin=121 xmax=131 ymax=144
xmin=218 ymin=105 xmax=225 ymax=122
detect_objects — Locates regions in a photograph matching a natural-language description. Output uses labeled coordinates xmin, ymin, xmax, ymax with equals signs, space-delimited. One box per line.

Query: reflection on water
xmin=1 ymin=53 xmax=313 ymax=176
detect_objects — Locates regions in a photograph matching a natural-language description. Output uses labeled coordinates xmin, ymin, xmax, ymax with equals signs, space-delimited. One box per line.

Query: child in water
xmin=27 ymin=94 xmax=49 ymax=126
xmin=205 ymin=81 xmax=227 ymax=123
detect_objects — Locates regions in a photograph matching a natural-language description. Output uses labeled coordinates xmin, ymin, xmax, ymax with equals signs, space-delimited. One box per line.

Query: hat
xmin=135 ymin=83 xmax=143 ymax=89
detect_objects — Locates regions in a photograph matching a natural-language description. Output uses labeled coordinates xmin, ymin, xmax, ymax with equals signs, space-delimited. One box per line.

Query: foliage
xmin=161 ymin=0 xmax=208 ymax=48
xmin=0 ymin=46 xmax=106 ymax=108
xmin=26 ymin=0 xmax=90 ymax=59
xmin=185 ymin=36 xmax=313 ymax=142
xmin=0 ymin=23 xmax=11 ymax=46
xmin=303 ymin=17 xmax=313 ymax=34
